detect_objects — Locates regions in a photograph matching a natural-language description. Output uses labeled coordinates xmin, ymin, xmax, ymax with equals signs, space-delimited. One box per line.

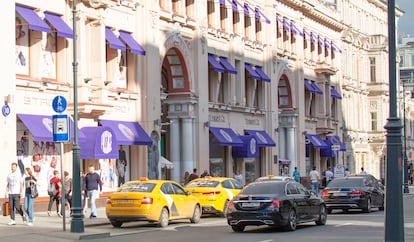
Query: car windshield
xmin=240 ymin=182 xmax=284 ymax=196
xmin=327 ymin=178 xmax=364 ymax=187
xmin=118 ymin=183 xmax=156 ymax=192
xmin=185 ymin=180 xmax=219 ymax=188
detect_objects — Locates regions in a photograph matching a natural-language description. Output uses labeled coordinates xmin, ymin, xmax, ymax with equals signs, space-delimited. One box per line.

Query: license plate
xmin=115 ymin=200 xmax=133 ymax=204
xmin=333 ymin=192 xmax=347 ymax=196
xmin=241 ymin=202 xmax=260 ymax=208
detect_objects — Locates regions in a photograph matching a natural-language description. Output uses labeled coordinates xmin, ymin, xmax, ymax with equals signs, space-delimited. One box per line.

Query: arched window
xmin=278 ymin=75 xmax=292 ymax=108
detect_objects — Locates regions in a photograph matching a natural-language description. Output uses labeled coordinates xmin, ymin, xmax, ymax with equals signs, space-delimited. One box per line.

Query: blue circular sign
xmin=2 ymin=105 xmax=10 ymax=117
xmin=52 ymin=96 xmax=67 ymax=113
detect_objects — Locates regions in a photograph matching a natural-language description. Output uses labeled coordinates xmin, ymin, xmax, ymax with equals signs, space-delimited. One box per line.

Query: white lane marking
xmin=334 ymin=222 xmax=353 ymax=227
xmin=256 ymin=240 xmax=273 ymax=242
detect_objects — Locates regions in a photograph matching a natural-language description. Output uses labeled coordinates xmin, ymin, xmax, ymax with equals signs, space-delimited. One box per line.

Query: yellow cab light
xmin=139 ymin=177 xmax=149 ymax=181
xmin=106 ymin=199 xmax=112 ymax=205
xmin=267 ymin=174 xmax=274 ymax=178
xmin=204 ymin=176 xmax=212 ymax=180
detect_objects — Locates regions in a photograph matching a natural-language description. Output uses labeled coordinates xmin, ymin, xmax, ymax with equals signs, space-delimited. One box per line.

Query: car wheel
xmin=158 ymin=207 xmax=169 ymax=227
xmin=220 ymin=200 xmax=229 ymax=218
xmin=315 ymin=205 xmax=327 ymax=225
xmin=379 ymin=197 xmax=385 ymax=211
xmin=190 ymin=205 xmax=201 ymax=223
xmin=231 ymin=225 xmax=245 ymax=232
xmin=284 ymin=209 xmax=297 ymax=231
xmin=110 ymin=220 xmax=123 ymax=228
xmin=363 ymin=198 xmax=372 ymax=213
xmin=327 ymin=208 xmax=332 ymax=214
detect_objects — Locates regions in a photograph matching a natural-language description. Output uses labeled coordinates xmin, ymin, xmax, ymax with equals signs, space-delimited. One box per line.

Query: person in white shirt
xmin=360 ymin=167 xmax=367 ymax=175
xmin=309 ymin=166 xmax=320 ymax=196
xmin=5 ymin=162 xmax=26 ymax=225
xmin=325 ymin=167 xmax=334 ymax=184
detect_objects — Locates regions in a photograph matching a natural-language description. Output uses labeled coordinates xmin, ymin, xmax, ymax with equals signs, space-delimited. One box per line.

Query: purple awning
xmin=306 ymin=134 xmax=329 ymax=149
xmin=208 ymin=54 xmax=225 ymax=73
xmin=245 ymin=130 xmax=276 ymax=147
xmin=119 ymin=31 xmax=146 ymax=55
xmin=219 ymin=57 xmax=237 ymax=74
xmin=44 ymin=13 xmax=73 ymax=38
xmin=16 ymin=6 xmax=51 ymax=33
xmin=105 ymin=27 xmax=126 ymax=51
xmin=255 ymin=8 xmax=271 ymax=24
xmin=232 ymin=135 xmax=259 ymax=158
xmin=255 ymin=66 xmax=271 ymax=82
xmin=311 ymin=81 xmax=323 ymax=95
xmin=279 ymin=159 xmax=291 ymax=165
xmin=209 ymin=127 xmax=243 ymax=146
xmin=17 ymin=113 xmax=84 ymax=142
xmin=304 ymin=79 xmax=316 ymax=93
xmin=98 ymin=119 xmax=152 ymax=146
xmin=331 ymin=86 xmax=342 ymax=99
xmin=245 ymin=63 xmax=261 ymax=80
xmin=80 ymin=126 xmax=119 ymax=159
xmin=291 ymin=22 xmax=303 ymax=36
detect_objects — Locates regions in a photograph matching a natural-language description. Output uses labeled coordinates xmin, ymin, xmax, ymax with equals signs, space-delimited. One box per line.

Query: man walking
xmin=84 ymin=165 xmax=102 ymax=218
xmin=5 ymin=162 xmax=26 ymax=225
xmin=309 ymin=166 xmax=320 ymax=196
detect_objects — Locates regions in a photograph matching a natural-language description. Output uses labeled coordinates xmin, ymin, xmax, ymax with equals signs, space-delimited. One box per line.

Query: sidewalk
xmin=0 ymin=196 xmax=111 ymax=241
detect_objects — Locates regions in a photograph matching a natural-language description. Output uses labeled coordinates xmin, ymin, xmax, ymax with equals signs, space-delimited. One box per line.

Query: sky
xmin=397 ymin=0 xmax=414 ymax=36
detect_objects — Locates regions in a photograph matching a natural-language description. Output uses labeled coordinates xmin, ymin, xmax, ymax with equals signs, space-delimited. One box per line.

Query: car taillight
xmin=202 ymin=191 xmax=221 ymax=196
xmin=351 ymin=190 xmax=364 ymax=195
xmin=321 ymin=190 xmax=329 ymax=197
xmin=141 ymin=197 xmax=153 ymax=204
xmin=106 ymin=199 xmax=112 ymax=205
xmin=269 ymin=200 xmax=282 ymax=208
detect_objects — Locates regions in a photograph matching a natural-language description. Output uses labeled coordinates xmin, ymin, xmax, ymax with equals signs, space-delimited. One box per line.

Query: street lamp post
xmin=384 ymin=0 xmax=404 ymax=241
xmin=70 ymin=0 xmax=84 ymax=233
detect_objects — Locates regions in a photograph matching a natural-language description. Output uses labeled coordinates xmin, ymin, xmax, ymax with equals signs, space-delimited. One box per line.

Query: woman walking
xmin=24 ymin=167 xmax=37 ymax=226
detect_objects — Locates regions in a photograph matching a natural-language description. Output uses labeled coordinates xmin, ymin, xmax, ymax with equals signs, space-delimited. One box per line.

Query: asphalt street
xmin=0 ymin=189 xmax=413 ymax=242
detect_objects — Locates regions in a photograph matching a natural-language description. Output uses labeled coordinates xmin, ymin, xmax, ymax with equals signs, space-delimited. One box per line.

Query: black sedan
xmin=321 ymin=176 xmax=384 ymax=213
xmin=226 ymin=180 xmax=327 ymax=232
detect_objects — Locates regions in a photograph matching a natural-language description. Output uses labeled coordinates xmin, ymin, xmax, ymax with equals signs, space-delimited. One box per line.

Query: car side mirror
xmin=185 ymin=191 xmax=192 ymax=196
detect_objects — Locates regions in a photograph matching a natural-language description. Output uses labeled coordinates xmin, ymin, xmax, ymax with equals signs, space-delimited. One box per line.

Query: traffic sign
xmin=53 ymin=114 xmax=69 ymax=142
xmin=52 ymin=96 xmax=67 ymax=113
xmin=2 ymin=105 xmax=10 ymax=117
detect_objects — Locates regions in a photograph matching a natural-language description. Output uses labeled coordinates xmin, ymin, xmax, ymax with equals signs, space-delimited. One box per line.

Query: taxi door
xmin=169 ymin=182 xmax=194 ymax=218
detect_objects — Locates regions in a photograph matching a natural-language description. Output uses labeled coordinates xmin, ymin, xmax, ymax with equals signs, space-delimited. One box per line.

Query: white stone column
xmin=181 ymin=117 xmax=194 ymax=176
xmin=286 ymin=127 xmax=296 ymax=175
xmin=278 ymin=127 xmax=286 ymax=160
xmin=170 ymin=118 xmax=181 ymax=183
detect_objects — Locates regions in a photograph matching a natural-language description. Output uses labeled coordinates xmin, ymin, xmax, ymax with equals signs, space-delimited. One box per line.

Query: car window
xmin=222 ymin=180 xmax=233 ymax=189
xmin=185 ymin=180 xmax=219 ymax=188
xmin=327 ymin=178 xmax=364 ymax=187
xmin=231 ymin=180 xmax=243 ymax=189
xmin=286 ymin=183 xmax=299 ymax=195
xmin=161 ymin=183 xmax=175 ymax=194
xmin=240 ymin=182 xmax=284 ymax=196
xmin=296 ymin=183 xmax=307 ymax=195
xmin=171 ymin=183 xmax=186 ymax=195
xmin=118 ymin=183 xmax=156 ymax=192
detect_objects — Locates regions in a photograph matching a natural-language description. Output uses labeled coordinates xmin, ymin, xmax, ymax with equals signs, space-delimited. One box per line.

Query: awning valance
xmin=80 ymin=126 xmax=119 ymax=159
xmin=232 ymin=135 xmax=259 ymax=158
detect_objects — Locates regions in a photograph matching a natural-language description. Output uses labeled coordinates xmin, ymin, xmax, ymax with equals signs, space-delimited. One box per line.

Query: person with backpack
xmin=47 ymin=170 xmax=62 ymax=217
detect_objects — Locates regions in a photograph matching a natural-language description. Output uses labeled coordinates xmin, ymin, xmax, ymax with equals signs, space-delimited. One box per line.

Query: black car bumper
xmin=324 ymin=197 xmax=367 ymax=210
xmin=227 ymin=210 xmax=287 ymax=227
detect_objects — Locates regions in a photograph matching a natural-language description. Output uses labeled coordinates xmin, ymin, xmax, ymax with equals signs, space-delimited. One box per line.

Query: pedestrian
xmin=234 ymin=171 xmax=243 ymax=185
xmin=47 ymin=170 xmax=62 ymax=217
xmin=63 ymin=171 xmax=73 ymax=214
xmin=23 ymin=167 xmax=37 ymax=226
xmin=84 ymin=164 xmax=102 ymax=218
xmin=293 ymin=167 xmax=301 ymax=183
xmin=115 ymin=159 xmax=126 ymax=187
xmin=183 ymin=171 xmax=190 ymax=185
xmin=5 ymin=162 xmax=26 ymax=225
xmin=325 ymin=167 xmax=334 ymax=184
xmin=309 ymin=166 xmax=320 ymax=196
xmin=188 ymin=168 xmax=198 ymax=182
xmin=200 ymin=169 xmax=210 ymax=178
xmin=360 ymin=167 xmax=367 ymax=175
xmin=345 ymin=168 xmax=351 ymax=176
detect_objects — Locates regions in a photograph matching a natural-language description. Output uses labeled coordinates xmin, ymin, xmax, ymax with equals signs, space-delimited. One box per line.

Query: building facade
xmin=0 ymin=0 xmax=397 ymax=198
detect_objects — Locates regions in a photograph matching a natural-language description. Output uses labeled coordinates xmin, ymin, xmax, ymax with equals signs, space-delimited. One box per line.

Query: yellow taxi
xmin=184 ymin=176 xmax=243 ymax=217
xmin=105 ymin=177 xmax=201 ymax=228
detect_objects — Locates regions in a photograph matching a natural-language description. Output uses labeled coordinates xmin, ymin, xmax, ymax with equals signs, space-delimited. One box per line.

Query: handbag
xmin=30 ymin=184 xmax=39 ymax=198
